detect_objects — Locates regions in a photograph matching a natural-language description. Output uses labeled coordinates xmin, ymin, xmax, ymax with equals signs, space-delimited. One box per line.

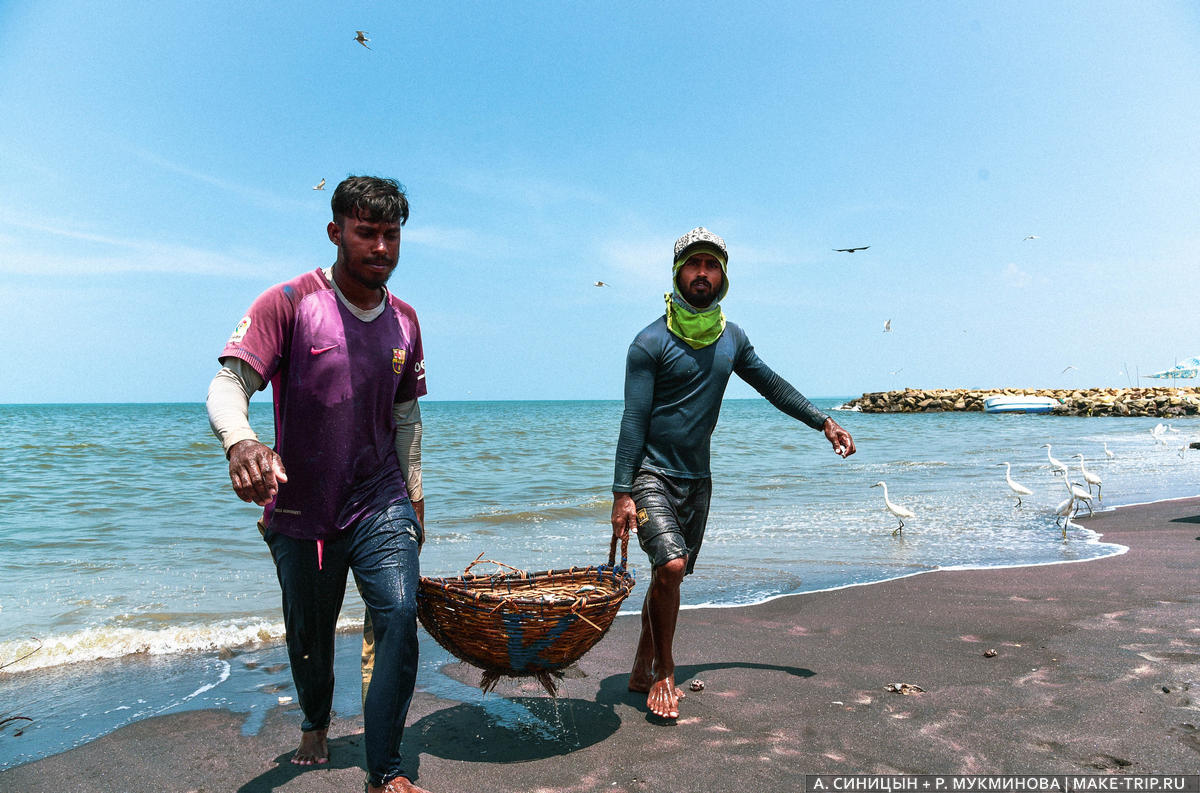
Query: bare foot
xmin=628 ymin=657 xmax=654 ymax=693
xmin=647 ymin=675 xmax=682 ymax=719
xmin=368 ymin=777 xmax=432 ymax=793
xmin=291 ymin=729 xmax=328 ymax=765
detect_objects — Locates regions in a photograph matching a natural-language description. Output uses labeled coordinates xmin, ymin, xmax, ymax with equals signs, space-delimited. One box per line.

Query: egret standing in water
xmin=1061 ymin=469 xmax=1094 ymax=516
xmin=1103 ymin=441 xmax=1114 ymax=459
xmin=998 ymin=462 xmax=1033 ymax=507
xmin=1041 ymin=443 xmax=1068 ymax=477
xmin=1053 ymin=491 xmax=1078 ymax=540
xmin=1073 ymin=453 xmax=1103 ymax=501
xmin=871 ymin=481 xmax=914 ymax=535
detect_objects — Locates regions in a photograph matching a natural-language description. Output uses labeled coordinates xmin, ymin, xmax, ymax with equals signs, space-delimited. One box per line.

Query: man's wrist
xmin=225 ymin=434 xmax=262 ymax=458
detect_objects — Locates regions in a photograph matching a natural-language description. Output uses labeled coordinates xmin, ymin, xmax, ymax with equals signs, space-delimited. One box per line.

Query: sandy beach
xmin=3 ymin=497 xmax=1198 ymax=792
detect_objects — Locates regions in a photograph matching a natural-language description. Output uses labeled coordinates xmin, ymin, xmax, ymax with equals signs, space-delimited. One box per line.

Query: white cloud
xmin=602 ymin=237 xmax=666 ymax=291
xmin=0 ymin=244 xmax=285 ymax=278
xmin=1001 ymin=261 xmax=1032 ymax=288
xmin=404 ymin=224 xmax=495 ymax=255
xmin=128 ymin=147 xmax=313 ymax=214
xmin=440 ymin=169 xmax=605 ymax=209
xmin=0 ymin=207 xmax=296 ymax=277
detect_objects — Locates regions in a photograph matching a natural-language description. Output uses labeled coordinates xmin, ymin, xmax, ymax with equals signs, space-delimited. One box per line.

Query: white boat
xmin=983 ymin=395 xmax=1059 ymax=414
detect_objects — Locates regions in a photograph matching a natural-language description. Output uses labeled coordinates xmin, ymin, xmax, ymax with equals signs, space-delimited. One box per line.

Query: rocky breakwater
xmin=841 ymin=387 xmax=1200 ymax=417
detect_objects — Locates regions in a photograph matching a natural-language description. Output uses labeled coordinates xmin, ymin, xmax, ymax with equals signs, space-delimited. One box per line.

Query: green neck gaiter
xmin=665 ymin=292 xmax=726 ymax=349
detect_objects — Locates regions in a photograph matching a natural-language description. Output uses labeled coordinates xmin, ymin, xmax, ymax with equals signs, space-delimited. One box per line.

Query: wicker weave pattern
xmin=416 ymin=540 xmax=635 ymax=695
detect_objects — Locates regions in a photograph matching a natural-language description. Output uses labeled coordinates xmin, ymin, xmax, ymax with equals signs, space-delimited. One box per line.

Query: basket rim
xmin=419 ymin=564 xmax=634 ymax=606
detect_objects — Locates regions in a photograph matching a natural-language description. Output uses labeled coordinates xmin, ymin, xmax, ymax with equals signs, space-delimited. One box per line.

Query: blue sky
xmin=2 ymin=1 xmax=1198 ymax=402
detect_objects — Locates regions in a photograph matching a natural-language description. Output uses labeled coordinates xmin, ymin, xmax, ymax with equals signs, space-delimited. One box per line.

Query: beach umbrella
xmin=1146 ymin=357 xmax=1200 ymax=380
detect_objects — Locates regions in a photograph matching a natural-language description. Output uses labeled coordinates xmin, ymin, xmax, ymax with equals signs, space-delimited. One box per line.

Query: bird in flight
xmin=1022 ymin=235 xmax=1040 ymax=241
xmin=1061 ymin=365 xmax=1077 ymax=374
xmin=313 ymin=178 xmax=326 ymax=191
xmin=834 ymin=246 xmax=869 ymax=253
xmin=355 ymin=31 xmax=372 ymax=49
xmin=593 ymin=281 xmax=610 ymax=287
xmin=883 ymin=319 xmax=892 ymax=332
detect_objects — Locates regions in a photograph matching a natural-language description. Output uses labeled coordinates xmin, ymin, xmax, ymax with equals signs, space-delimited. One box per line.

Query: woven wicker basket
xmin=417 ymin=536 xmax=635 ymax=695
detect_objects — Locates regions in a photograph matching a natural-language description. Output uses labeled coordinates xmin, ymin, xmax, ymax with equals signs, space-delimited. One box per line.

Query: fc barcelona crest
xmin=392 ymin=348 xmax=406 ymax=374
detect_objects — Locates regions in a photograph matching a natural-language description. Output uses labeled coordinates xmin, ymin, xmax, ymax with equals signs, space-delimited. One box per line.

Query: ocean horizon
xmin=2 ymin=398 xmax=1197 ymax=769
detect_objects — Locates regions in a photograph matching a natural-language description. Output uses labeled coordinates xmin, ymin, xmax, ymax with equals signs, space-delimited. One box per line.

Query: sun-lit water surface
xmin=1 ymin=399 xmax=1196 ymax=767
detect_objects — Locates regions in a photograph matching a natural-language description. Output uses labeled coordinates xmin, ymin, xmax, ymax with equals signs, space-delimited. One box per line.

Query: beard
xmin=680 ymin=278 xmax=716 ymax=308
xmin=341 ymin=244 xmax=398 ymax=290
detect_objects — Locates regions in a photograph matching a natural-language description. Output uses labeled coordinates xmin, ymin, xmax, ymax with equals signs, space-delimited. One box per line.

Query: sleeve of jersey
xmin=612 ymin=341 xmax=657 ymax=492
xmin=218 ymin=286 xmax=293 ymax=384
xmin=733 ymin=333 xmax=830 ymax=431
xmin=395 ymin=307 xmax=427 ymax=401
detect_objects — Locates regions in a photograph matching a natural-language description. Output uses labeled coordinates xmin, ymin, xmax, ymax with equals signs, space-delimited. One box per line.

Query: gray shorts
xmin=631 ymin=470 xmax=712 ymax=575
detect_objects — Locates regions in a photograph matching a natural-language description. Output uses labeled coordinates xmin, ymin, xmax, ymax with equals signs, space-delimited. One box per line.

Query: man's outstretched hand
xmin=824 ymin=417 xmax=856 ymax=458
xmin=228 ymin=439 xmax=288 ymax=505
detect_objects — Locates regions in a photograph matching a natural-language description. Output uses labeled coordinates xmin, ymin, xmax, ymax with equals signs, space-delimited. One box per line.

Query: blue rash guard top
xmin=612 ymin=315 xmax=830 ymax=492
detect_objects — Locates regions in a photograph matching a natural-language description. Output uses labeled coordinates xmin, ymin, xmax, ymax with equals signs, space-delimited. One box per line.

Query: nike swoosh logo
xmin=310 ymin=344 xmax=338 ymax=355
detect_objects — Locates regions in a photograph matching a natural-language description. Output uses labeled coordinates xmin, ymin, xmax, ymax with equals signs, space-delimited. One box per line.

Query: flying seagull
xmin=355 ymin=31 xmax=372 ymax=49
xmin=1022 ymin=235 xmax=1040 ymax=241
xmin=1061 ymin=365 xmax=1077 ymax=374
xmin=313 ymin=178 xmax=326 ymax=191
xmin=883 ymin=319 xmax=892 ymax=332
xmin=834 ymin=246 xmax=870 ymax=253
xmin=593 ymin=281 xmax=610 ymax=287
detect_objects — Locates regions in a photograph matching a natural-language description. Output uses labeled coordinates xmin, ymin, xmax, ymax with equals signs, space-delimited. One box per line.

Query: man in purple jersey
xmin=206 ymin=176 xmax=433 ymax=793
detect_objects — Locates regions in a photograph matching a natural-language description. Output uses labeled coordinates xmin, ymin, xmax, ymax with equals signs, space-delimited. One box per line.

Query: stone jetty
xmin=840 ymin=387 xmax=1200 ymax=417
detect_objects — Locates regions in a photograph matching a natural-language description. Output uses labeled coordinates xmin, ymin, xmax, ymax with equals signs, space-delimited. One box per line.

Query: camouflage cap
xmin=673 ymin=227 xmax=728 ymax=264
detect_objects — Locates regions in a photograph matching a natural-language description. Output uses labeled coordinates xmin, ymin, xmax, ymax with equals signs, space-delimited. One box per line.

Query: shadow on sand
xmin=596 ymin=660 xmax=816 ymax=724
xmin=237 ymin=733 xmax=367 ymax=792
xmin=236 ymin=660 xmax=814 ymax=788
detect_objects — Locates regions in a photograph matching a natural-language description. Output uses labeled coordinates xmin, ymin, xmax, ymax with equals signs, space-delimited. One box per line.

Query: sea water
xmin=1 ymin=399 xmax=1197 ymax=768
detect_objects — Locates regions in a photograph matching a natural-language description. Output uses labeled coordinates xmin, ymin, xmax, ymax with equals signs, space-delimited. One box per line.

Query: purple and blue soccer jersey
xmin=221 ymin=269 xmax=427 ymax=540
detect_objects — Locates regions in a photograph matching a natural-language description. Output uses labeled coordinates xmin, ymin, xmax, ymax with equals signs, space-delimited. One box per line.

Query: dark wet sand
xmin=4 ymin=498 xmax=1199 ymax=791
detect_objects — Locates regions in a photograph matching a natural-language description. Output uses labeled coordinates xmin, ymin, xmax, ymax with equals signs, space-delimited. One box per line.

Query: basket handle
xmin=608 ymin=532 xmax=629 ymax=570
xmin=463 ymin=552 xmax=528 ymax=578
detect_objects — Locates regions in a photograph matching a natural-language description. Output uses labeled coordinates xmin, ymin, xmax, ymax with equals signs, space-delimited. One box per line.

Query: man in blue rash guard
xmin=609 ymin=226 xmax=855 ymax=720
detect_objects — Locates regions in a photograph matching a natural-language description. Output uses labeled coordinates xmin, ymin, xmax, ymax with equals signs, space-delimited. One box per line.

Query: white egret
xmin=1063 ymin=472 xmax=1093 ymax=516
xmin=998 ymin=462 xmax=1033 ymax=507
xmin=1041 ymin=444 xmax=1068 ymax=477
xmin=1072 ymin=454 xmax=1102 ymax=501
xmin=1053 ymin=493 xmax=1081 ymax=541
xmin=1103 ymin=442 xmax=1114 ymax=459
xmin=1053 ymin=493 xmax=1077 ymax=537
xmin=870 ymin=481 xmax=914 ymax=535
xmin=1151 ymin=424 xmax=1169 ymax=445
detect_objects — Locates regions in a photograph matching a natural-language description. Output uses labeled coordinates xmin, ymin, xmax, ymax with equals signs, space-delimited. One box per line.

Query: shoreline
xmin=842 ymin=387 xmax=1200 ymax=417
xmin=4 ymin=495 xmax=1199 ymax=788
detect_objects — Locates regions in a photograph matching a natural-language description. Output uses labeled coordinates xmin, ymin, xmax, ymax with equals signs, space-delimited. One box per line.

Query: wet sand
xmin=3 ymin=498 xmax=1198 ymax=791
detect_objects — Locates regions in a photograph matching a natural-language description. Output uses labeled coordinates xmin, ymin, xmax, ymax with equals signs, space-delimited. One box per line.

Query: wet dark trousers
xmin=264 ymin=500 xmax=422 ymax=786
